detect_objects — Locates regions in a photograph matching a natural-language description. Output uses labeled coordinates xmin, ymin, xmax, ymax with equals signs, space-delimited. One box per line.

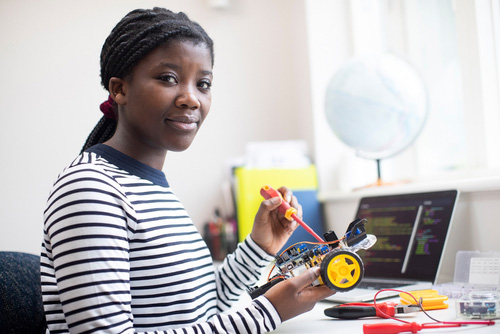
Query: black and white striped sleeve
xmin=41 ymin=166 xmax=137 ymax=333
xmin=186 ymin=295 xmax=281 ymax=334
xmin=143 ymin=296 xmax=281 ymax=334
xmin=213 ymin=236 xmax=276 ymax=311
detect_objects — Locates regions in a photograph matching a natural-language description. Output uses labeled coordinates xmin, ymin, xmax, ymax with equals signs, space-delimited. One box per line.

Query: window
xmin=384 ymin=0 xmax=466 ymax=175
xmin=306 ymin=0 xmax=500 ymax=191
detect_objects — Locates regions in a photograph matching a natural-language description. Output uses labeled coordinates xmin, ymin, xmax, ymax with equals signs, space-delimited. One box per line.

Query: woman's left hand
xmin=250 ymin=186 xmax=303 ymax=255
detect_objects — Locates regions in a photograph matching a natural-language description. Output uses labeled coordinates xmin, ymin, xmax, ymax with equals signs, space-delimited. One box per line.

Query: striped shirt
xmin=40 ymin=144 xmax=281 ymax=334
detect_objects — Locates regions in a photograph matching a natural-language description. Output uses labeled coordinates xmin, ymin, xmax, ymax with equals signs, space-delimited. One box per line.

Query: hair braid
xmin=81 ymin=116 xmax=117 ymax=153
xmin=81 ymin=7 xmax=214 ymax=154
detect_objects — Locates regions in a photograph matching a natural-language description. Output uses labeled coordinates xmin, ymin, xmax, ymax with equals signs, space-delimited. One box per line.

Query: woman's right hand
xmin=263 ymin=267 xmax=336 ymax=322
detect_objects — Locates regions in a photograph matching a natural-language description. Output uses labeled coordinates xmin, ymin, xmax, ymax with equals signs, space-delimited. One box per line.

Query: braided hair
xmin=81 ymin=7 xmax=214 ymax=153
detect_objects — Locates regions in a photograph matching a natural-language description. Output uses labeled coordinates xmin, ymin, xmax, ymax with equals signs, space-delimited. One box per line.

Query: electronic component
xmin=457 ymin=291 xmax=500 ymax=319
xmin=248 ymin=216 xmax=377 ymax=299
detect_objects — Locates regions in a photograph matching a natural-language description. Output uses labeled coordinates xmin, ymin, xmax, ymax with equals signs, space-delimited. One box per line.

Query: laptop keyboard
xmin=356 ymin=281 xmax=412 ymax=290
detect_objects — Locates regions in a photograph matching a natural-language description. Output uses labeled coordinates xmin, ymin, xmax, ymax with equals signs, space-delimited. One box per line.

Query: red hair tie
xmin=100 ymin=96 xmax=116 ymax=120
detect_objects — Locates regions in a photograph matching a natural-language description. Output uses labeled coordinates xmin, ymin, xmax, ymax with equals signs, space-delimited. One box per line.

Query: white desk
xmin=272 ymin=299 xmax=498 ymax=333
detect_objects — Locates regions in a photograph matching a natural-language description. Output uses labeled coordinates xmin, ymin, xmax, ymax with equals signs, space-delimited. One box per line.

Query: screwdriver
xmin=260 ymin=185 xmax=324 ymax=242
xmin=363 ymin=322 xmax=460 ymax=334
xmin=363 ymin=320 xmax=495 ymax=334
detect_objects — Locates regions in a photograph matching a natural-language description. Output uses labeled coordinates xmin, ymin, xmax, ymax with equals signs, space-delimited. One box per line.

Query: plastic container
xmin=436 ymin=251 xmax=500 ymax=299
xmin=456 ymin=290 xmax=500 ymax=319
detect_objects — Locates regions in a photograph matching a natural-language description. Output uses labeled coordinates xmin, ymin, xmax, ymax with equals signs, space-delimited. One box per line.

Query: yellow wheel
xmin=320 ymin=250 xmax=364 ymax=291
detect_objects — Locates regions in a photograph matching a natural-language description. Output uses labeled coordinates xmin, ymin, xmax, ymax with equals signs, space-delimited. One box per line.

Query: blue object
xmin=279 ymin=189 xmax=325 ymax=253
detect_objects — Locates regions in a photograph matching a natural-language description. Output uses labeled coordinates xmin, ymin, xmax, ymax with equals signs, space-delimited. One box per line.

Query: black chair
xmin=0 ymin=251 xmax=46 ymax=334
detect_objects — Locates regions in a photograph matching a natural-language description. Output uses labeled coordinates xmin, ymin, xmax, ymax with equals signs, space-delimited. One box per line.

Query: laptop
xmin=325 ymin=189 xmax=459 ymax=303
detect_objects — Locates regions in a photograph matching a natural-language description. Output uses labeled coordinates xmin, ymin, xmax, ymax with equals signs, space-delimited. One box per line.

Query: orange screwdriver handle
xmin=260 ymin=185 xmax=324 ymax=242
xmin=260 ymin=185 xmax=296 ymax=220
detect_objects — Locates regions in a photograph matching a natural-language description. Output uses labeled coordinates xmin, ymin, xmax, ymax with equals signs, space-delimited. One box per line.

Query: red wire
xmin=372 ymin=289 xmax=495 ymax=327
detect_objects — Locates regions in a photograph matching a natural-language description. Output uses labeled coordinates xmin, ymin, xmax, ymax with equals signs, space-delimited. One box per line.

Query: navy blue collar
xmin=86 ymin=144 xmax=169 ymax=187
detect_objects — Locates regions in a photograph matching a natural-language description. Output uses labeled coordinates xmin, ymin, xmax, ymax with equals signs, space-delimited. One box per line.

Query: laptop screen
xmin=355 ymin=190 xmax=459 ymax=283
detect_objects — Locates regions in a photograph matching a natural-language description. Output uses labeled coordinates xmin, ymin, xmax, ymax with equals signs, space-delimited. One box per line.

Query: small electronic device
xmin=248 ymin=217 xmax=377 ymax=299
xmin=457 ymin=291 xmax=500 ymax=319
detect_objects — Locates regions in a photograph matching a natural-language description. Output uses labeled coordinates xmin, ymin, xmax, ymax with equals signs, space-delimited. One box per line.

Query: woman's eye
xmin=199 ymin=81 xmax=212 ymax=90
xmin=159 ymin=74 xmax=177 ymax=83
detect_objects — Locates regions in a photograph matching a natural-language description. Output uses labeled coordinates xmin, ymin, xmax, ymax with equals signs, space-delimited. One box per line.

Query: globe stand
xmin=356 ymin=159 xmax=408 ymax=189
xmin=376 ymin=159 xmax=382 ymax=185
xmin=361 ymin=159 xmax=385 ymax=188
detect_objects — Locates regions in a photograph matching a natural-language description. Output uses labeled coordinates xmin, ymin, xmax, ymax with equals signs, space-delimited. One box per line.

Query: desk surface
xmin=272 ymin=299 xmax=498 ymax=333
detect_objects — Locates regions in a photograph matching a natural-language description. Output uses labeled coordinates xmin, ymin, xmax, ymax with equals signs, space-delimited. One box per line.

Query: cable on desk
xmin=363 ymin=289 xmax=495 ymax=334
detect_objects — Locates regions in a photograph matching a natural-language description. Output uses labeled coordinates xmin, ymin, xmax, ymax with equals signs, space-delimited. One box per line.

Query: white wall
xmin=0 ymin=0 xmax=313 ymax=254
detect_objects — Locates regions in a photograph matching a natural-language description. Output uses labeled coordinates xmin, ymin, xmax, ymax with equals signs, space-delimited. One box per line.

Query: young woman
xmin=40 ymin=7 xmax=334 ymax=333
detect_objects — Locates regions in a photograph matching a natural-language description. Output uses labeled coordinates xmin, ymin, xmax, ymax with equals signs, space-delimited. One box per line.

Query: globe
xmin=324 ymin=54 xmax=428 ymax=170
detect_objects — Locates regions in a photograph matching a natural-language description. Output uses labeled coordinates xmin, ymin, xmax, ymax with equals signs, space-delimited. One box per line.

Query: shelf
xmin=319 ymin=175 xmax=500 ymax=202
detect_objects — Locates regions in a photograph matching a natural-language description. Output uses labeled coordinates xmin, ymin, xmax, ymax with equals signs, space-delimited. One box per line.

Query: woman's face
xmin=114 ymin=40 xmax=213 ymax=157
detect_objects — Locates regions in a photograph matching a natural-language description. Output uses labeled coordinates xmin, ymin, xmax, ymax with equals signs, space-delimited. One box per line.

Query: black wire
xmin=417 ymin=296 xmax=443 ymax=323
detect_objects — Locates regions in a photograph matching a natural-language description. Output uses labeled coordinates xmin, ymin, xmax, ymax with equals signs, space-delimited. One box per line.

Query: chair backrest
xmin=0 ymin=251 xmax=46 ymax=334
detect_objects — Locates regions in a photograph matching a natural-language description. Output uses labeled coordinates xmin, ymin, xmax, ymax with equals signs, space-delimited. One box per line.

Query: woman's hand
xmin=264 ymin=267 xmax=336 ymax=321
xmin=250 ymin=186 xmax=302 ymax=255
